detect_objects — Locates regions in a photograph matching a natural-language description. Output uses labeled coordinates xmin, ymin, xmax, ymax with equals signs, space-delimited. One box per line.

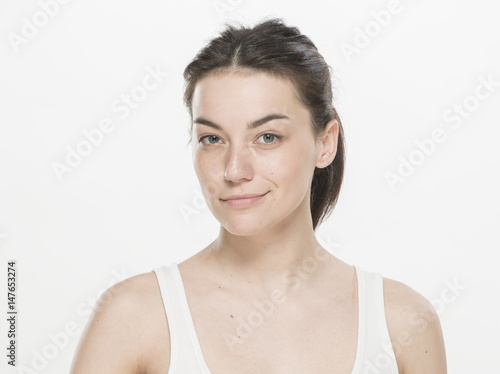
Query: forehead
xmin=191 ymin=71 xmax=303 ymax=118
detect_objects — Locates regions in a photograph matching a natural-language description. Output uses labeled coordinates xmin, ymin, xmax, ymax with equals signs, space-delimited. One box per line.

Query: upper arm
xmin=383 ymin=278 xmax=447 ymax=374
xmin=70 ymin=272 xmax=167 ymax=374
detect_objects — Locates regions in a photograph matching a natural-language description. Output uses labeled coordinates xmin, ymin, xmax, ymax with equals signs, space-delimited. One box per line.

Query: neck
xmin=201 ymin=208 xmax=333 ymax=295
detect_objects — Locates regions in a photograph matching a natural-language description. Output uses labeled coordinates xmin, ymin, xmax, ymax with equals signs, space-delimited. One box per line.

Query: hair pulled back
xmin=183 ymin=17 xmax=345 ymax=230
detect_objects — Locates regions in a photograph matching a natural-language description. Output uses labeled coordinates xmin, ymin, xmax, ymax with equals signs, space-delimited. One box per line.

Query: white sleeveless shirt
xmin=152 ymin=262 xmax=399 ymax=373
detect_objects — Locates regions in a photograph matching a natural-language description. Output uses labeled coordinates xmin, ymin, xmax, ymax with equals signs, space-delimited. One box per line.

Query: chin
xmin=220 ymin=214 xmax=271 ymax=237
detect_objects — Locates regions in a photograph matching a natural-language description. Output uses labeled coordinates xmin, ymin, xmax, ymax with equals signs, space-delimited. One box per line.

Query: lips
xmin=221 ymin=192 xmax=269 ymax=201
xmin=220 ymin=191 xmax=269 ymax=208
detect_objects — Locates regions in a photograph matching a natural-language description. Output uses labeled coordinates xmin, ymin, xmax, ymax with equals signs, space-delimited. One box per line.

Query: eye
xmin=199 ymin=135 xmax=222 ymax=145
xmin=257 ymin=133 xmax=281 ymax=145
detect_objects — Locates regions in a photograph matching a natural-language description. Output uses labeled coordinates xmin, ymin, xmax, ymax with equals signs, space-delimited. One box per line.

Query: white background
xmin=1 ymin=0 xmax=499 ymax=372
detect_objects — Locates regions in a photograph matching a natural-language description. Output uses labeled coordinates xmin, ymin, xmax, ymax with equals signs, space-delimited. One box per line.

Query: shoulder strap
xmin=153 ymin=262 xmax=211 ymax=373
xmin=351 ymin=265 xmax=399 ymax=374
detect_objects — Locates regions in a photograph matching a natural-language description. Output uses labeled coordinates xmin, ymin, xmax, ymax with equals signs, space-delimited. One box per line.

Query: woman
xmin=70 ymin=18 xmax=447 ymax=373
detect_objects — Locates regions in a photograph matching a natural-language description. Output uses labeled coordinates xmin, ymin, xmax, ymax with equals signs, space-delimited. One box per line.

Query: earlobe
xmin=316 ymin=146 xmax=334 ymax=168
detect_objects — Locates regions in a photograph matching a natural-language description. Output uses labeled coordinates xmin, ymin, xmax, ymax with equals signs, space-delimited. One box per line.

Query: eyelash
xmin=198 ymin=133 xmax=282 ymax=146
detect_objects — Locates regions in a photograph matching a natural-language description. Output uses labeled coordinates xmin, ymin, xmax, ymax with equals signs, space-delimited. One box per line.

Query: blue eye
xmin=199 ymin=135 xmax=221 ymax=144
xmin=258 ymin=133 xmax=281 ymax=144
xmin=198 ymin=133 xmax=281 ymax=146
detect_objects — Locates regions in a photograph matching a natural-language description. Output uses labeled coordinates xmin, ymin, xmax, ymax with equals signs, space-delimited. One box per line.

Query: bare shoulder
xmin=70 ymin=271 xmax=170 ymax=374
xmin=382 ymin=277 xmax=447 ymax=374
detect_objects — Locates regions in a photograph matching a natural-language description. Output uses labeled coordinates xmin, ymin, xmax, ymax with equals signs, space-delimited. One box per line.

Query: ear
xmin=315 ymin=118 xmax=339 ymax=169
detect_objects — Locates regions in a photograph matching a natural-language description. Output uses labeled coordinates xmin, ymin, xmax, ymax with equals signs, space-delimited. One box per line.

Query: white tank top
xmin=152 ymin=262 xmax=399 ymax=374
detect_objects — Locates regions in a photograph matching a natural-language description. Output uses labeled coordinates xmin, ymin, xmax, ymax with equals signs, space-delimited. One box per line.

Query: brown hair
xmin=183 ymin=17 xmax=345 ymax=230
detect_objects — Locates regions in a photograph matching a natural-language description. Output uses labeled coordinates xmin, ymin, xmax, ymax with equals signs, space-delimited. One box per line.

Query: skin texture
xmin=70 ymin=71 xmax=447 ymax=373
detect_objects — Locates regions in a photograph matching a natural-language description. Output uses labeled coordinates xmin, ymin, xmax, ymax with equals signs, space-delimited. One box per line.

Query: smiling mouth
xmin=220 ymin=191 xmax=270 ymax=208
xmin=221 ymin=192 xmax=269 ymax=201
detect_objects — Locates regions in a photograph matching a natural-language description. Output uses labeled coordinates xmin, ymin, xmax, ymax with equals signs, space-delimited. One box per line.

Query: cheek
xmin=261 ymin=138 xmax=316 ymax=183
xmin=194 ymin=150 xmax=217 ymax=177
xmin=193 ymin=152 xmax=221 ymax=198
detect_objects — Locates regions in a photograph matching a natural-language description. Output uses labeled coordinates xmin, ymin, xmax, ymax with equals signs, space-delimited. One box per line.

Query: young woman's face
xmin=191 ymin=71 xmax=326 ymax=236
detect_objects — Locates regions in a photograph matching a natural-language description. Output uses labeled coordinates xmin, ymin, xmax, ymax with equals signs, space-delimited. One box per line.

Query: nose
xmin=224 ymin=145 xmax=254 ymax=183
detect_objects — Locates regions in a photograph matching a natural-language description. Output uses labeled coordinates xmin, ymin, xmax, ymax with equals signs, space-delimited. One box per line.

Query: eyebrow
xmin=193 ymin=113 xmax=290 ymax=130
